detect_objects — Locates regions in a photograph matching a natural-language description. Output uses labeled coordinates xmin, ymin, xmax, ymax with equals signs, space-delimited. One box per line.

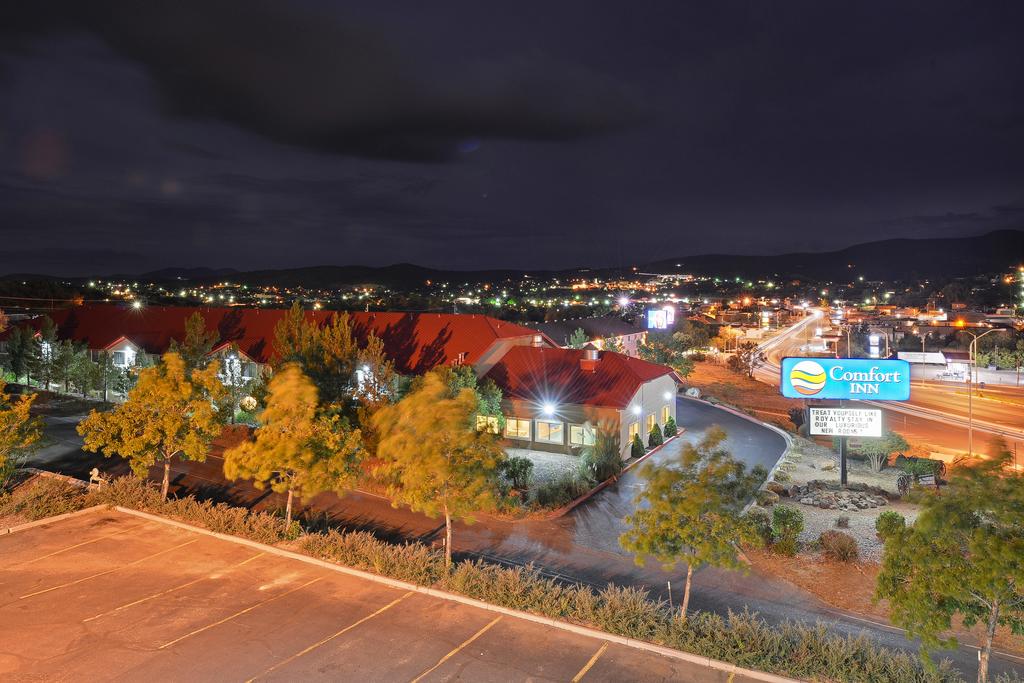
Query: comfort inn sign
xmin=780 ymin=357 xmax=911 ymax=401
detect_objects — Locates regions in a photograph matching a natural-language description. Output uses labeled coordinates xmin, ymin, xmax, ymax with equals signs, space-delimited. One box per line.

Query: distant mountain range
xmin=3 ymin=230 xmax=1021 ymax=286
xmin=646 ymin=229 xmax=1024 ymax=281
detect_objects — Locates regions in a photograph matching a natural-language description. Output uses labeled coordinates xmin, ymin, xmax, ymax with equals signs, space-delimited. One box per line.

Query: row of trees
xmin=0 ymin=313 xmax=44 ymax=486
xmin=77 ymin=303 xmax=510 ymax=567
xmin=2 ymin=317 xmax=148 ymax=400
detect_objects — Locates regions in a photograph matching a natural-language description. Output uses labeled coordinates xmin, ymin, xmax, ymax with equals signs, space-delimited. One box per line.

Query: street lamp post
xmin=964 ymin=328 xmax=1005 ymax=457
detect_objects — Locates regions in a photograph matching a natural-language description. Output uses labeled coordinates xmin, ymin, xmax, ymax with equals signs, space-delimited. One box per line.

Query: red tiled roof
xmin=483 ymin=346 xmax=679 ymax=409
xmin=10 ymin=305 xmax=548 ymax=373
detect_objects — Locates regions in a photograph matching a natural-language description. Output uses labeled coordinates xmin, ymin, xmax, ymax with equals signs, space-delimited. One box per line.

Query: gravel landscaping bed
xmin=763 ymin=436 xmax=921 ymax=563
xmin=506 ymin=448 xmax=580 ymax=487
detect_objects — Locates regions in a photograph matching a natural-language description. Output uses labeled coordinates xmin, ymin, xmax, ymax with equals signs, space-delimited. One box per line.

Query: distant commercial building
xmin=526 ymin=316 xmax=647 ymax=357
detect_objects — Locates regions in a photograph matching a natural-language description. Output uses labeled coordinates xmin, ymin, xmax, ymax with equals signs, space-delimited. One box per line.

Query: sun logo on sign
xmin=789 ymin=360 xmax=827 ymax=396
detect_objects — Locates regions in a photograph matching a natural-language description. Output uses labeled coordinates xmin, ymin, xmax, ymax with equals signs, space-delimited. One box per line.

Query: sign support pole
xmin=838 ymin=399 xmax=848 ymax=487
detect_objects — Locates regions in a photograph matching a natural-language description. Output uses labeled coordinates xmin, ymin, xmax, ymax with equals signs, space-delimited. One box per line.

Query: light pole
xmin=963 ymin=328 xmax=1005 ymax=457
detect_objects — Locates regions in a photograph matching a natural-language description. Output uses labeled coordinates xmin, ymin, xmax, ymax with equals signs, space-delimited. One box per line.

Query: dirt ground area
xmin=684 ymin=361 xmax=801 ymax=432
xmin=0 ymin=507 xmax=761 ymax=683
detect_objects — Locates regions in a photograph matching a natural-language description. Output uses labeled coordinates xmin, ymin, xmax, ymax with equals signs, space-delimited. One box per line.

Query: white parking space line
xmin=247 ymin=591 xmax=414 ymax=682
xmin=19 ymin=538 xmax=199 ymax=599
xmin=83 ymin=552 xmax=265 ymax=623
xmin=158 ymin=576 xmax=323 ymax=649
xmin=572 ymin=642 xmax=609 ymax=682
xmin=409 ymin=614 xmax=504 ymax=683
xmin=10 ymin=523 xmax=150 ymax=566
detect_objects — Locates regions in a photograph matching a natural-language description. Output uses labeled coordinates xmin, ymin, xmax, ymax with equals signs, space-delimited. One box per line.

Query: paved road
xmin=1 ymin=508 xmax=754 ymax=682
xmin=27 ymin=403 xmax=1023 ymax=678
xmin=754 ymin=311 xmax=1024 ymax=459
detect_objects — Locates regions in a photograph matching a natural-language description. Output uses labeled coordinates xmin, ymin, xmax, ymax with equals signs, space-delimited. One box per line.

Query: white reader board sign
xmin=809 ymin=407 xmax=882 ymax=437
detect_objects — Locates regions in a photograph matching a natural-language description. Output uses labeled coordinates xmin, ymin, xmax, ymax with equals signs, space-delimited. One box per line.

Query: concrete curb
xmin=541 ymin=432 xmax=683 ymax=520
xmin=3 ymin=504 xmax=109 ymax=535
xmin=107 ymin=505 xmax=800 ymax=683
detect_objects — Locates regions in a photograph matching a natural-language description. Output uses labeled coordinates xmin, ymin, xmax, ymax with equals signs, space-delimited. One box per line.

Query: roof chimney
xmin=580 ymin=347 xmax=600 ymax=373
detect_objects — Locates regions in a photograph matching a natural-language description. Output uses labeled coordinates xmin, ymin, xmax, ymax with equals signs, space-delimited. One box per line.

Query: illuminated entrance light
xmin=542 ymin=403 xmax=556 ymax=416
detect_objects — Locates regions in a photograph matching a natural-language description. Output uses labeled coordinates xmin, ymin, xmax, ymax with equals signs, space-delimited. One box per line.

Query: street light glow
xmin=542 ymin=402 xmax=556 ymax=416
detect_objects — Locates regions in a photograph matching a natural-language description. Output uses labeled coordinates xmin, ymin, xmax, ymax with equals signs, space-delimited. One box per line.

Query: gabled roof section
xmin=10 ymin=304 xmax=549 ymax=372
xmin=483 ymin=346 xmax=679 ymax=410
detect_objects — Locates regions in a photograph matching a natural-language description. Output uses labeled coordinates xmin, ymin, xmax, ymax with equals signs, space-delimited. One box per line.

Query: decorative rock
xmin=817 ymin=460 xmax=837 ymax=471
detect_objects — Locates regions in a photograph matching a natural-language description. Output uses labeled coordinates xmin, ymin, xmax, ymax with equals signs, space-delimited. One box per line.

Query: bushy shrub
xmin=534 ymin=473 xmax=593 ymax=508
xmin=500 ymin=456 xmax=534 ymax=490
xmin=663 ymin=416 xmax=677 ymax=437
xmin=744 ymin=508 xmax=773 ymax=548
xmin=771 ymin=505 xmax=804 ymax=556
xmin=88 ymin=476 xmax=300 ymax=543
xmin=630 ymin=433 xmax=645 ymax=458
xmin=579 ymin=427 xmax=623 ymax=482
xmin=819 ymin=530 xmax=858 ymax=562
xmin=0 ymin=475 xmax=88 ymax=521
xmin=647 ymin=423 xmax=664 ymax=448
xmin=875 ymin=510 xmax=906 ymax=540
xmin=755 ymin=489 xmax=778 ymax=507
xmin=299 ymin=529 xmax=442 ymax=585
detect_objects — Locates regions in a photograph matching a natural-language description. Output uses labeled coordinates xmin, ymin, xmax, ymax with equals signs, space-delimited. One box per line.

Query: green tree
xmin=312 ymin=312 xmax=359 ymax=406
xmin=0 ymin=380 xmax=43 ymax=486
xmin=4 ymin=326 xmax=31 ymax=383
xmin=648 ymin=422 xmax=664 ymax=448
xmin=169 ymin=311 xmax=219 ymax=373
xmin=272 ymin=301 xmax=320 ymax=368
xmin=68 ymin=346 xmax=100 ymax=398
xmin=601 ymin=336 xmax=624 ymax=354
xmin=855 ymin=430 xmax=910 ymax=473
xmin=727 ymin=341 xmax=763 ymax=378
xmin=630 ymin=432 xmax=645 ymax=458
xmin=663 ymin=416 xmax=678 ymax=437
xmin=566 ymin=327 xmax=589 ymax=349
xmin=876 ymin=447 xmax=1024 ymax=682
xmin=28 ymin=316 xmax=57 ymax=389
xmin=223 ymin=364 xmax=363 ymax=526
xmin=621 ymin=426 xmax=761 ymax=618
xmin=372 ymin=371 xmax=505 ymax=567
xmin=638 ymin=331 xmax=695 ymax=377
xmin=50 ymin=340 xmax=76 ymax=393
xmin=78 ymin=353 xmax=227 ymax=500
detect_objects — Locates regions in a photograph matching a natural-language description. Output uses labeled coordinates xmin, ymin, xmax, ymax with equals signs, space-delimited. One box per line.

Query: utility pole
xmin=964 ymin=328 xmax=1004 ymax=457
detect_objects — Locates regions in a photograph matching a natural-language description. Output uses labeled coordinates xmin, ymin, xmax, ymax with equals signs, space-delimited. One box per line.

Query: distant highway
xmin=751 ymin=310 xmax=1024 ymax=460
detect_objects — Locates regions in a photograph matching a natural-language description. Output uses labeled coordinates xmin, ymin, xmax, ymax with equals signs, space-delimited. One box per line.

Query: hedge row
xmin=4 ymin=475 xmax=965 ymax=682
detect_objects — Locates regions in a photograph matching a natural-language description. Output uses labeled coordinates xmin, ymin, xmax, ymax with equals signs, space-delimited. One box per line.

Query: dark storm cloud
xmin=4 ymin=0 xmax=642 ymax=162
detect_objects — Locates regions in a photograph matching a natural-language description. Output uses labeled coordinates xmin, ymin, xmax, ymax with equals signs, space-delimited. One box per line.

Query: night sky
xmin=2 ymin=1 xmax=1023 ymax=275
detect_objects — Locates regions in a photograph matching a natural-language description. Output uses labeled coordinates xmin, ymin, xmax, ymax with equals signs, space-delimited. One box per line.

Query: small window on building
xmin=628 ymin=421 xmax=640 ymax=441
xmin=661 ymin=405 xmax=671 ymax=424
xmin=476 ymin=415 xmax=500 ymax=434
xmin=505 ymin=418 xmax=531 ymax=440
xmin=569 ymin=424 xmax=595 ymax=447
xmin=535 ymin=420 xmax=564 ymax=445
xmin=112 ymin=351 xmax=126 ymax=367
xmin=646 ymin=414 xmax=656 ymax=433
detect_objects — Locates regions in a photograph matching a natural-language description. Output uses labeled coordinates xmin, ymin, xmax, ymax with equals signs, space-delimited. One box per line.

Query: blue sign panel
xmin=780 ymin=357 xmax=911 ymax=401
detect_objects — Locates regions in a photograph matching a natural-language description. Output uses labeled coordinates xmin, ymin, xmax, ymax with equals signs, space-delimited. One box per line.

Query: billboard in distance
xmin=780 ymin=357 xmax=911 ymax=401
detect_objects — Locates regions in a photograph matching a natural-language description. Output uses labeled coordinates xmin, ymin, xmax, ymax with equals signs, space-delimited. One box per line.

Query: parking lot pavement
xmin=0 ymin=510 xmax=771 ymax=682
